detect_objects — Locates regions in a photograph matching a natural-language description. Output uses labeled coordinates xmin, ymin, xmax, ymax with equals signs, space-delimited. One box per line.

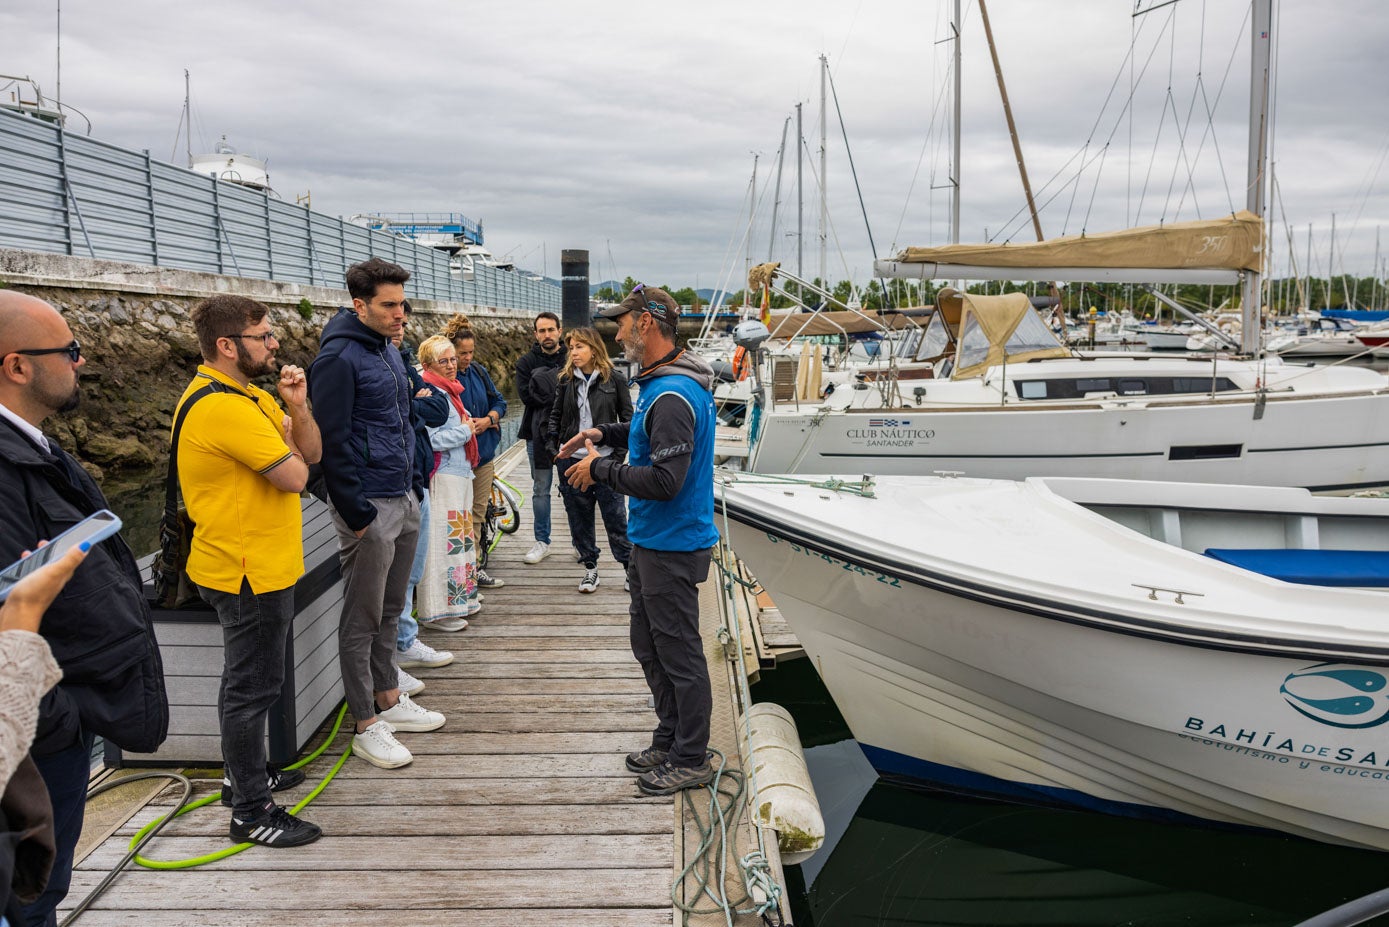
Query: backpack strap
xmin=164 ymin=379 xmax=230 ymax=524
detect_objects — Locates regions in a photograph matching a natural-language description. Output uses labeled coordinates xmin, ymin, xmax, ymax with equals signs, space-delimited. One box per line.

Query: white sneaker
xmin=353 ymin=720 xmax=413 ymax=769
xmin=419 ymin=615 xmax=468 ymax=632
xmin=579 ymin=569 xmax=601 ymax=593
xmin=377 ymin=692 xmax=446 ymax=732
xmin=466 ymin=601 xmax=482 ymax=617
xmin=397 ymin=639 xmax=454 ymax=669
xmin=396 ymin=666 xmax=425 ymax=696
xmin=523 ymin=541 xmax=551 ymax=564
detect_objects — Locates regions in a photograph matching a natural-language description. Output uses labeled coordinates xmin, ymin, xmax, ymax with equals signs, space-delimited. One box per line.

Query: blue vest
xmin=627 ymin=374 xmax=719 ymax=552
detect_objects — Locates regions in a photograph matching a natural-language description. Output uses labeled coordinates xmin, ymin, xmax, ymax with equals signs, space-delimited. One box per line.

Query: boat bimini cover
xmin=939 ymin=289 xmax=1070 ymax=380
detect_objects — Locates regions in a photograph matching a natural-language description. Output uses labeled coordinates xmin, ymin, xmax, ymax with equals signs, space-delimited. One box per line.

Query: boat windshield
xmin=948 ymin=291 xmax=1071 ymax=379
xmin=913 ymin=311 xmax=954 ymax=362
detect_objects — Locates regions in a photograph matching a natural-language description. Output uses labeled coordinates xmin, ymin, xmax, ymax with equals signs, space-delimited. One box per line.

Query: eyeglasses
xmin=14 ymin=340 xmax=81 ymax=362
xmin=227 ymin=332 xmax=277 ymax=347
xmin=434 ymin=357 xmax=459 ymax=365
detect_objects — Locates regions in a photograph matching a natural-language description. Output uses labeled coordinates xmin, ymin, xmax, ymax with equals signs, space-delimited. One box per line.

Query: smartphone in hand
xmin=0 ymin=509 xmax=122 ymax=601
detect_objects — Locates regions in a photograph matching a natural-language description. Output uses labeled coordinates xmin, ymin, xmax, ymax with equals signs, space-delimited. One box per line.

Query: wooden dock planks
xmin=62 ymin=449 xmax=785 ymax=926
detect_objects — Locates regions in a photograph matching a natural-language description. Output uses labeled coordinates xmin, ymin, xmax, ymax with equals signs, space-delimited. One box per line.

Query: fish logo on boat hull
xmin=1281 ymin=663 xmax=1389 ymax=729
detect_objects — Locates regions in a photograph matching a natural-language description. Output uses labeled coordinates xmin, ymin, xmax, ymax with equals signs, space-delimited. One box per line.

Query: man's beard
xmin=622 ymin=326 xmax=645 ymax=364
xmin=235 ymin=343 xmax=277 ymax=379
xmin=56 ymin=384 xmax=81 ymax=413
xmin=33 ymin=365 xmax=81 ymax=414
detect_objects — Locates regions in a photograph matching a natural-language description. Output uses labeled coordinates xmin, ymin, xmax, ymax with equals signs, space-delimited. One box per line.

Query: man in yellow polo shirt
xmin=177 ymin=294 xmax=323 ymax=848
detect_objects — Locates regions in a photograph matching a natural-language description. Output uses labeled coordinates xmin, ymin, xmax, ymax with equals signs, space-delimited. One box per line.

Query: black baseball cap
xmin=598 ymin=284 xmax=680 ymax=327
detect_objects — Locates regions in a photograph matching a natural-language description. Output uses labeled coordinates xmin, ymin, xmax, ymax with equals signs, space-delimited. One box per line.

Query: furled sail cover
xmin=946 ymin=290 xmax=1070 ymax=379
xmin=893 ymin=211 xmax=1262 ymax=272
xmin=767 ymin=309 xmax=925 ymax=338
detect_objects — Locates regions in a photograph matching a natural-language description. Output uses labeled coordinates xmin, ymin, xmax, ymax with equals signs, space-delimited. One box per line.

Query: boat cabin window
xmin=956 ymin=317 xmax=993 ymax=370
xmin=913 ymin=312 xmax=953 ymax=362
xmin=1007 ymin=309 xmax=1067 ymax=354
xmin=1013 ymin=376 xmax=1240 ymax=400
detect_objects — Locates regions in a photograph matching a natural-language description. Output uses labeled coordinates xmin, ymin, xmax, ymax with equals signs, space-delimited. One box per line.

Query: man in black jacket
xmin=0 ymin=293 xmax=168 ymax=925
xmin=514 ymin=312 xmax=566 ymax=564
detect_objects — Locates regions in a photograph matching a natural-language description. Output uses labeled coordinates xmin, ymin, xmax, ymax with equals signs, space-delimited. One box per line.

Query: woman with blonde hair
xmin=548 ymin=327 xmax=633 ymax=593
xmin=415 ymin=334 xmax=481 ymax=626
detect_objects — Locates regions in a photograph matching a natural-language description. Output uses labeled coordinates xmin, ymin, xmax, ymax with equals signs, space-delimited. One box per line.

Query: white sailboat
xmin=743 ymin=277 xmax=1389 ymax=490
xmin=735 ymin=1 xmax=1389 ymax=491
xmin=715 ymin=469 xmax=1389 ymax=849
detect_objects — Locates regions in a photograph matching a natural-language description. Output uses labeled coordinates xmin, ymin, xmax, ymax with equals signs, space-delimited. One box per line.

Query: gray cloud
xmin=3 ymin=0 xmax=1386 ymax=292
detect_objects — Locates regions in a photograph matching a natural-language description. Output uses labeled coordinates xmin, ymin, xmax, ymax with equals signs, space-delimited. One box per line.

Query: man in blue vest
xmin=559 ymin=285 xmax=719 ymax=795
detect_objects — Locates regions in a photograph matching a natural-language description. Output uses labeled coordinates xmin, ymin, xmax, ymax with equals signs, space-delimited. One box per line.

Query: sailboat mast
xmin=819 ymin=54 xmax=828 ymax=287
xmin=768 ymin=116 xmax=789 ymax=261
xmin=951 ymin=0 xmax=962 ymax=247
xmin=1240 ymin=0 xmax=1271 ymax=353
xmin=1305 ymin=222 xmax=1312 ymax=311
xmin=796 ymin=102 xmax=804 ymax=279
xmin=1329 ymin=212 xmax=1336 ymax=312
xmin=978 ymin=0 xmax=1042 ymax=242
xmin=183 ymin=69 xmax=192 ymax=168
xmin=747 ymin=153 xmax=758 ymax=285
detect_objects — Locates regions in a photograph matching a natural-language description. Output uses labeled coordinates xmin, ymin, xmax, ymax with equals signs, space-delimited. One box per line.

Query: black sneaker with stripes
xmin=221 ymin=765 xmax=306 ymax=807
xmin=229 ymin=803 xmax=322 ymax=848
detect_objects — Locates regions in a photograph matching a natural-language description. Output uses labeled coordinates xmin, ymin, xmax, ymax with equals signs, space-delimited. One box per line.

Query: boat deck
xmin=59 ymin=452 xmax=785 ymax=926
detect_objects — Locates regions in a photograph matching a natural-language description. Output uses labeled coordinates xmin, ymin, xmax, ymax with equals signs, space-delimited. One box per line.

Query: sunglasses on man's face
xmin=14 ymin=340 xmax=82 ymax=363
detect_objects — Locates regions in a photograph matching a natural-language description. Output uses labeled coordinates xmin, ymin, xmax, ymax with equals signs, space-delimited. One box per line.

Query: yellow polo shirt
xmin=174 ymin=366 xmax=304 ymax=594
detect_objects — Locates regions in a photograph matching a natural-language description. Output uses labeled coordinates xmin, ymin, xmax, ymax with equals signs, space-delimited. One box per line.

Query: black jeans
xmin=198 ymin=579 xmax=296 ymax=817
xmin=628 ymin=545 xmax=712 ymax=768
xmin=23 ymin=732 xmax=93 ymax=927
xmin=556 ymin=456 xmax=633 ymax=569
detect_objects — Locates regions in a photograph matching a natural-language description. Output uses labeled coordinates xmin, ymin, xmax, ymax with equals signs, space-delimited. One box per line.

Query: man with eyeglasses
xmin=176 ymin=294 xmax=324 ymax=848
xmin=559 ymin=285 xmax=720 ymax=796
xmin=0 ymin=292 xmax=168 ymax=925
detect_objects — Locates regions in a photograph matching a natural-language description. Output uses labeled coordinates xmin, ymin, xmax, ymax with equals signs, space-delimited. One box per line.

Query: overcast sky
xmin=3 ymin=1 xmax=1387 ymax=292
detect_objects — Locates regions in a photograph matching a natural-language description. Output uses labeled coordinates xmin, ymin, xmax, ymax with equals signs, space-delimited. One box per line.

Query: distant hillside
xmin=589 ymin=281 xmax=731 ymax=304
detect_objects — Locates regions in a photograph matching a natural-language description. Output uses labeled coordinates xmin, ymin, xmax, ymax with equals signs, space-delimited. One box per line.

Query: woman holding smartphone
xmin=548 ymin=327 xmax=633 ymax=593
xmin=1 ymin=543 xmax=88 ymax=790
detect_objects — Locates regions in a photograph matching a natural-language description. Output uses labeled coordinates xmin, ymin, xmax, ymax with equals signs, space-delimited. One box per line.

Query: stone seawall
xmin=0 ymin=250 xmax=545 ymax=484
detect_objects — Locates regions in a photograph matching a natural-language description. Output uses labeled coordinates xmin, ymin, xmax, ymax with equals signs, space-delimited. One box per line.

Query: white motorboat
xmin=744 ymin=284 xmax=1389 ymax=490
xmin=1138 ymin=324 xmax=1197 ymax=350
xmin=1267 ymin=316 xmax=1374 ymax=359
xmin=191 ymin=136 xmax=272 ymax=192
xmin=715 ymin=470 xmax=1389 ymax=849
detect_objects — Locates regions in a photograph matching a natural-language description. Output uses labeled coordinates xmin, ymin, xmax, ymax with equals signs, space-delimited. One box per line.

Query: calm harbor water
xmin=752 ymin=659 xmax=1389 ymax=927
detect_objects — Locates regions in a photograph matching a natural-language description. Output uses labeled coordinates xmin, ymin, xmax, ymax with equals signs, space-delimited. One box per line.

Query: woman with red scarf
xmin=415 ymin=334 xmax=482 ymax=626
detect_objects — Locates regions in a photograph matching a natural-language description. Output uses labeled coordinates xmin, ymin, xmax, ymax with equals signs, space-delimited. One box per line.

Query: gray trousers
xmin=331 ymin=494 xmax=421 ymax=723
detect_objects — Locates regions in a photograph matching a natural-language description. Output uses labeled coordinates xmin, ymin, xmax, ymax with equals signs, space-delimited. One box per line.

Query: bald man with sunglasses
xmin=0 ymin=293 xmax=167 ymax=926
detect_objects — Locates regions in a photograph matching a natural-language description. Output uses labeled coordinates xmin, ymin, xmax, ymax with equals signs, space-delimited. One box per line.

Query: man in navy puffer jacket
xmin=309 ymin=258 xmax=446 ymax=770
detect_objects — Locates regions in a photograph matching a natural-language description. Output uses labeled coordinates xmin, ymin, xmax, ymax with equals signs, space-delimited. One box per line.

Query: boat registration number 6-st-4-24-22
xmin=763 ymin=533 xmax=902 ymax=588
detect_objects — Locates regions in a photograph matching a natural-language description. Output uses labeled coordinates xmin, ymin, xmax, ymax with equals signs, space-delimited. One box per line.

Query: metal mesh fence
xmin=0 ymin=109 xmax=561 ymax=312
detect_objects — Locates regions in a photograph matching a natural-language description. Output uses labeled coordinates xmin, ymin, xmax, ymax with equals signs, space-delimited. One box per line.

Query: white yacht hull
xmin=717 ymin=474 xmax=1389 ymax=849
xmin=748 ymin=387 xmax=1389 ymax=489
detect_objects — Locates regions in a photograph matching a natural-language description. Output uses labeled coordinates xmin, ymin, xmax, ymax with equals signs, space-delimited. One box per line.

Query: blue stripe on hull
xmin=858 ymin=742 xmax=1254 ymax=833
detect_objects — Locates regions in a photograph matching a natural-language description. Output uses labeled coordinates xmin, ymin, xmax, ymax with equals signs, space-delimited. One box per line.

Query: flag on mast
xmin=760 ymin=284 xmax=771 ymax=327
